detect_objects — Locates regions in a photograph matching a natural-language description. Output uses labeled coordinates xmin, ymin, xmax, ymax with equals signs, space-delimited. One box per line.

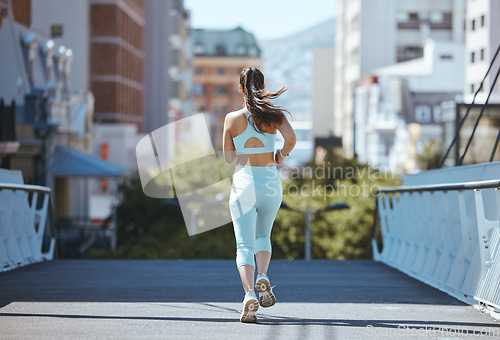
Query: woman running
xmin=222 ymin=67 xmax=296 ymax=323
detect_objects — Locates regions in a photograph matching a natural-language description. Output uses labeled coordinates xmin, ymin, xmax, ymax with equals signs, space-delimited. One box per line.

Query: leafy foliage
xmin=272 ymin=151 xmax=401 ymax=260
xmin=416 ymin=140 xmax=443 ymax=171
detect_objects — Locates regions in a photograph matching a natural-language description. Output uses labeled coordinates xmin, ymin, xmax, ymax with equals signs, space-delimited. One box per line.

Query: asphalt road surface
xmin=0 ymin=260 xmax=498 ymax=339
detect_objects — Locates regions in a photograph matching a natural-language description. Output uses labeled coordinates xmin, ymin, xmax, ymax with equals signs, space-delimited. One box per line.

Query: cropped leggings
xmin=229 ymin=165 xmax=282 ymax=269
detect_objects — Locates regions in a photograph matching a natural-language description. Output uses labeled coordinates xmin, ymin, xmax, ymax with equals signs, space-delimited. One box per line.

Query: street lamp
xmin=280 ymin=201 xmax=350 ymax=260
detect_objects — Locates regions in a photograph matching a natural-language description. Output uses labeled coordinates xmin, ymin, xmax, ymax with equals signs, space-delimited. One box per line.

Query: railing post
xmin=305 ymin=211 xmax=312 ymax=261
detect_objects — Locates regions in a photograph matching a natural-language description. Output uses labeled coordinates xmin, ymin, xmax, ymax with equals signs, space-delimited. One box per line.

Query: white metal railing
xmin=372 ymin=179 xmax=500 ymax=313
xmin=0 ymin=183 xmax=55 ymax=272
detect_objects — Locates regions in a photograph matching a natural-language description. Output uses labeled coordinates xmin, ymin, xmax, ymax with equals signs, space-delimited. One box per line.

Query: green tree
xmin=272 ymin=150 xmax=401 ymax=259
xmin=416 ymin=140 xmax=443 ymax=171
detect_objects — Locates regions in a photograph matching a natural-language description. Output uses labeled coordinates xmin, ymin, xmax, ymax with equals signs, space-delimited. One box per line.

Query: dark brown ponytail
xmin=239 ymin=67 xmax=289 ymax=133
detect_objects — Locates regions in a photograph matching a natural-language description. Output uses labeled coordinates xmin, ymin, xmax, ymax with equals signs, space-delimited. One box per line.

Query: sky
xmin=183 ymin=0 xmax=337 ymax=41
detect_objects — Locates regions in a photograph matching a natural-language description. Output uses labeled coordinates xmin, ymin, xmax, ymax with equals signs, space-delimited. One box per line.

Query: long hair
xmin=240 ymin=67 xmax=289 ymax=132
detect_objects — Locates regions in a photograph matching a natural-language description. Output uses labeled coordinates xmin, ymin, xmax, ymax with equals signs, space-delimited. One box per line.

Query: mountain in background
xmin=259 ymin=17 xmax=335 ymax=122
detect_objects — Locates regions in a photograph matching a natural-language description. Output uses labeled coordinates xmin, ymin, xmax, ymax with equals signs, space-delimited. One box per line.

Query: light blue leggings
xmin=229 ymin=165 xmax=282 ymax=269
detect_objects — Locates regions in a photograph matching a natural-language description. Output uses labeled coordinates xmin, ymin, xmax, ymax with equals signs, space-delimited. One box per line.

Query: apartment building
xmin=464 ymin=0 xmax=500 ymax=102
xmin=334 ymin=0 xmax=465 ymax=157
xmin=145 ymin=0 xmax=193 ymax=133
xmin=354 ymin=40 xmax=465 ymax=172
xmin=192 ymin=27 xmax=262 ymax=148
xmin=90 ymin=0 xmax=145 ymax=131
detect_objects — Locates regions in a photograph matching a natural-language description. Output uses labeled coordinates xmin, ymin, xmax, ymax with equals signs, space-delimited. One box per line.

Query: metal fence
xmin=373 ymin=178 xmax=500 ymax=313
xmin=0 ymin=183 xmax=55 ymax=272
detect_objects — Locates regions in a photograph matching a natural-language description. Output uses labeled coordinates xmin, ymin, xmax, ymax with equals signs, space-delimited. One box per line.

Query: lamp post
xmin=280 ymin=202 xmax=350 ymax=260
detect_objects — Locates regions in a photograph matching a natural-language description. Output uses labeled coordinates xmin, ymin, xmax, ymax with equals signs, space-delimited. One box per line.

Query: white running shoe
xmin=255 ymin=273 xmax=276 ymax=308
xmin=240 ymin=289 xmax=259 ymax=323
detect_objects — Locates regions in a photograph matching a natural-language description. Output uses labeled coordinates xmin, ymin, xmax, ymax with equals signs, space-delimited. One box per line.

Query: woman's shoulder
xmin=225 ymin=109 xmax=246 ymax=123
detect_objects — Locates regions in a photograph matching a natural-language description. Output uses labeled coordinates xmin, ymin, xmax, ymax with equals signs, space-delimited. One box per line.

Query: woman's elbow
xmin=287 ymin=135 xmax=297 ymax=147
xmin=224 ymin=151 xmax=236 ymax=164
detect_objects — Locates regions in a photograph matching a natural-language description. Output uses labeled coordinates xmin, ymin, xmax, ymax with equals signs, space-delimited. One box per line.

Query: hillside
xmin=259 ymin=18 xmax=335 ymax=121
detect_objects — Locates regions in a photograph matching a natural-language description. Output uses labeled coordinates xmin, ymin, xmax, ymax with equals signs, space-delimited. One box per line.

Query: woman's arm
xmin=275 ymin=116 xmax=296 ymax=165
xmin=222 ymin=114 xmax=237 ymax=163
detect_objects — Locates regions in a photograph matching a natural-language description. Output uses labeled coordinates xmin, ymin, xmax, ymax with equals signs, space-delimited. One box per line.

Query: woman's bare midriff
xmin=237 ymin=152 xmax=276 ymax=167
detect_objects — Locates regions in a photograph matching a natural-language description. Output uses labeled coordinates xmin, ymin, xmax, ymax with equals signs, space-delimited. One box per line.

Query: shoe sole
xmin=240 ymin=299 xmax=259 ymax=323
xmin=256 ymin=278 xmax=276 ymax=308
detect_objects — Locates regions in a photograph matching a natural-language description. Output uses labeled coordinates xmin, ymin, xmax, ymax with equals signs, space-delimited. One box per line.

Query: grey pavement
xmin=0 ymin=260 xmax=499 ymax=339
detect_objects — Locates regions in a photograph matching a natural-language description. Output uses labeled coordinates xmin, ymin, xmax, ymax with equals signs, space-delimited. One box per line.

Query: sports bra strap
xmin=232 ymin=108 xmax=276 ymax=155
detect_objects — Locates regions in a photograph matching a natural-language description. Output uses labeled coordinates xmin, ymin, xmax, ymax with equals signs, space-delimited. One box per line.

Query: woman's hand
xmin=275 ymin=149 xmax=285 ymax=165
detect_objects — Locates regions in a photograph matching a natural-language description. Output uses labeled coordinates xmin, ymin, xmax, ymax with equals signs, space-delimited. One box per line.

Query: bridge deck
xmin=1 ymin=260 xmax=498 ymax=339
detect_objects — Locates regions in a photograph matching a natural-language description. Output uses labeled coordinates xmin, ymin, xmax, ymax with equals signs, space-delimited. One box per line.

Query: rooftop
xmin=193 ymin=27 xmax=261 ymax=57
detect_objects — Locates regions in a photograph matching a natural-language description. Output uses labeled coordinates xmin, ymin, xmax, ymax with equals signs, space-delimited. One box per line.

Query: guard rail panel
xmin=0 ymin=183 xmax=55 ymax=272
xmin=372 ymin=179 xmax=500 ymax=313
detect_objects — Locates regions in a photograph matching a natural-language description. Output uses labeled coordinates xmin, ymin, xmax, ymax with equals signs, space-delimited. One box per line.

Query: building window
xmin=194 ymin=43 xmax=206 ymax=55
xmin=213 ymin=85 xmax=227 ymax=95
xmin=415 ymin=105 xmax=431 ymax=123
xmin=433 ymin=105 xmax=442 ymax=123
xmin=481 ymin=15 xmax=485 ymax=27
xmin=350 ymin=47 xmax=359 ymax=63
xmin=51 ymin=24 xmax=63 ymax=38
xmin=397 ymin=45 xmax=424 ymax=62
xmin=193 ymin=83 xmax=204 ymax=95
xmin=429 ymin=12 xmax=443 ymax=22
xmin=471 ymin=19 xmax=476 ymax=31
xmin=396 ymin=12 xmax=408 ymax=22
xmin=213 ymin=105 xmax=227 ymax=114
xmin=235 ymin=44 xmax=246 ymax=55
xmin=471 ymin=51 xmax=475 ymax=63
xmin=350 ymin=14 xmax=359 ymax=32
xmin=409 ymin=12 xmax=418 ymax=21
xmin=248 ymin=47 xmax=258 ymax=56
xmin=215 ymin=44 xmax=227 ymax=56
xmin=195 ymin=66 xmax=203 ymax=75
xmin=480 ymin=48 xmax=485 ymax=61
xmin=217 ymin=67 xmax=225 ymax=75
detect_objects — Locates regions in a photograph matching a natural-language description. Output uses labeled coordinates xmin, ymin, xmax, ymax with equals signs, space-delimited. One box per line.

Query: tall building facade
xmin=29 ymin=0 xmax=146 ymax=131
xmin=334 ymin=0 xmax=465 ymax=157
xmin=312 ymin=48 xmax=335 ymax=139
xmin=354 ymin=40 xmax=465 ymax=172
xmin=192 ymin=27 xmax=262 ymax=148
xmin=15 ymin=0 xmax=149 ymax=225
xmin=464 ymin=0 xmax=500 ymax=102
xmin=145 ymin=0 xmax=193 ymax=133
xmin=90 ymin=0 xmax=145 ymax=132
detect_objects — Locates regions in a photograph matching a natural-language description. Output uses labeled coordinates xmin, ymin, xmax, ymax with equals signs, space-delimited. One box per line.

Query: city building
xmin=312 ymin=48 xmax=335 ymax=140
xmin=0 ymin=1 xmax=126 ymax=230
xmin=354 ymin=39 xmax=465 ymax=172
xmin=464 ymin=0 xmax=500 ymax=102
xmin=334 ymin=0 xmax=466 ymax=157
xmin=437 ymin=0 xmax=500 ymax=166
xmin=90 ymin=0 xmax=145 ymax=131
xmin=0 ymin=0 xmax=9 ymax=27
xmin=21 ymin=0 xmax=142 ymax=222
xmin=192 ymin=27 xmax=262 ymax=148
xmin=145 ymin=0 xmax=193 ymax=133
xmin=311 ymin=47 xmax=342 ymax=162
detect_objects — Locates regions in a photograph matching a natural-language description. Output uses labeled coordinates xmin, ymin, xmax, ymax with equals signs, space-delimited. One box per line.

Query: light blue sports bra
xmin=232 ymin=109 xmax=276 ymax=155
